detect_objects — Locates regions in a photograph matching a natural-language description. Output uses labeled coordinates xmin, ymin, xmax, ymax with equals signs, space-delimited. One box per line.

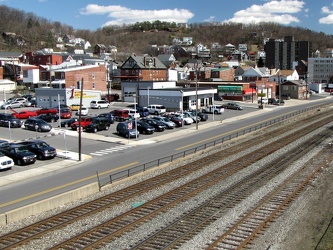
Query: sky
xmin=1 ymin=0 xmax=333 ymax=35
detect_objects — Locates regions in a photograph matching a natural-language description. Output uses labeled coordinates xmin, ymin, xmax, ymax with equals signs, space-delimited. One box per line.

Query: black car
xmin=85 ymin=117 xmax=110 ymax=133
xmin=24 ymin=118 xmax=52 ymax=132
xmin=0 ymin=113 xmax=22 ymax=128
xmin=191 ymin=111 xmax=208 ymax=121
xmin=60 ymin=117 xmax=78 ymax=128
xmin=97 ymin=112 xmax=114 ymax=124
xmin=140 ymin=118 xmax=166 ymax=132
xmin=37 ymin=114 xmax=59 ymax=123
xmin=133 ymin=120 xmax=155 ymax=134
xmin=19 ymin=140 xmax=57 ymax=160
xmin=0 ymin=143 xmax=37 ymax=166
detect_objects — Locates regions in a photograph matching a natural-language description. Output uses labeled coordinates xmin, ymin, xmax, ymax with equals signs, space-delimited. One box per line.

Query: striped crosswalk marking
xmin=90 ymin=145 xmax=133 ymax=156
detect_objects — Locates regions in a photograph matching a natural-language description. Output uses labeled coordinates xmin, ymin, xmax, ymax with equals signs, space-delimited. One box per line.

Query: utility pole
xmin=78 ymin=78 xmax=83 ymax=161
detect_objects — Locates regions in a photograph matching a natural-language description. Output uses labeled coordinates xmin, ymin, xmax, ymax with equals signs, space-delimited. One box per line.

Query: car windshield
xmin=36 ymin=142 xmax=49 ymax=148
xmin=15 ymin=146 xmax=29 ymax=153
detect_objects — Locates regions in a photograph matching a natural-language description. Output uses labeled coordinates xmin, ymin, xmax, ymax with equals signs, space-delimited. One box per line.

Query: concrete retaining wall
xmin=1 ymin=182 xmax=99 ymax=225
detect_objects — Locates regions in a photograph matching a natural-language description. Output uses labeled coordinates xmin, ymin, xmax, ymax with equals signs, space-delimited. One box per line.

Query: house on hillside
xmin=119 ymin=54 xmax=167 ymax=82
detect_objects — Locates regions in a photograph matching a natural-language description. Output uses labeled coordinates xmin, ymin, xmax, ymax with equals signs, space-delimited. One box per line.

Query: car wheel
xmin=38 ymin=128 xmax=42 ymax=132
xmin=51 ymin=118 xmax=55 ymax=123
xmin=17 ymin=159 xmax=23 ymax=166
xmin=93 ymin=128 xmax=98 ymax=133
xmin=98 ymin=106 xmax=101 ymax=109
xmin=20 ymin=104 xmax=23 ymax=108
xmin=37 ymin=154 xmax=43 ymax=160
xmin=105 ymin=126 xmax=109 ymax=130
xmin=154 ymin=111 xmax=158 ymax=115
xmin=202 ymin=110 xmax=206 ymax=113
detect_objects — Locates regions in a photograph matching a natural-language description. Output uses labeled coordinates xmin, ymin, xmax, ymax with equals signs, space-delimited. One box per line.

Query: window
xmin=23 ymin=70 xmax=28 ymax=77
xmin=92 ymin=82 xmax=95 ymax=89
xmin=92 ymin=73 xmax=95 ymax=79
xmin=61 ymin=73 xmax=65 ymax=79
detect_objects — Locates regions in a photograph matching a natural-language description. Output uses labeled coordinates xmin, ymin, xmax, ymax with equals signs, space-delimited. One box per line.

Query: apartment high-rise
xmin=264 ymin=36 xmax=311 ymax=70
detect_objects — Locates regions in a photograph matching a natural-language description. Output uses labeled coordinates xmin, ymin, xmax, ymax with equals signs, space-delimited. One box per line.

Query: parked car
xmin=268 ymin=98 xmax=285 ymax=106
xmin=19 ymin=140 xmax=57 ymax=160
xmin=0 ymin=149 xmax=14 ymax=170
xmin=59 ymin=108 xmax=72 ymax=119
xmin=70 ymin=104 xmax=82 ymax=111
xmin=37 ymin=113 xmax=59 ymax=123
xmin=24 ymin=99 xmax=37 ymax=107
xmin=36 ymin=107 xmax=58 ymax=115
xmin=222 ymin=102 xmax=243 ymax=110
xmin=9 ymin=97 xmax=27 ymax=104
xmin=152 ymin=116 xmax=176 ymax=129
xmin=103 ymin=93 xmax=119 ymax=102
xmin=140 ymin=118 xmax=166 ymax=132
xmin=116 ymin=122 xmax=139 ymax=138
xmin=0 ymin=113 xmax=22 ymax=128
xmin=97 ymin=113 xmax=114 ymax=124
xmin=191 ymin=111 xmax=208 ymax=121
xmin=60 ymin=117 xmax=78 ymax=128
xmin=70 ymin=117 xmax=93 ymax=131
xmin=1 ymin=101 xmax=24 ymax=109
xmin=11 ymin=110 xmax=38 ymax=119
xmin=126 ymin=109 xmax=140 ymax=119
xmin=137 ymin=107 xmax=150 ymax=117
xmin=113 ymin=109 xmax=129 ymax=122
xmin=171 ymin=114 xmax=193 ymax=125
xmin=147 ymin=104 xmax=166 ymax=115
xmin=76 ymin=106 xmax=88 ymax=116
xmin=24 ymin=118 xmax=52 ymax=132
xmin=85 ymin=117 xmax=110 ymax=133
xmin=201 ymin=105 xmax=224 ymax=114
xmin=184 ymin=111 xmax=201 ymax=123
xmin=0 ymin=143 xmax=37 ymax=166
xmin=90 ymin=100 xmax=110 ymax=109
xmin=133 ymin=120 xmax=155 ymax=134
xmin=258 ymin=97 xmax=269 ymax=104
xmin=167 ymin=114 xmax=183 ymax=127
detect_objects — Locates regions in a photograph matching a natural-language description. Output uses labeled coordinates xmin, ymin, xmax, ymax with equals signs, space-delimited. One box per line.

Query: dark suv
xmin=19 ymin=140 xmax=57 ymax=160
xmin=97 ymin=113 xmax=114 ymax=124
xmin=24 ymin=118 xmax=52 ymax=132
xmin=0 ymin=113 xmax=22 ymax=128
xmin=0 ymin=143 xmax=37 ymax=166
xmin=85 ymin=117 xmax=110 ymax=133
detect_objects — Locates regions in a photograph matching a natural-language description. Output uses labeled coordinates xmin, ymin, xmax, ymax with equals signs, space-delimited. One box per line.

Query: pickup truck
xmin=201 ymin=105 xmax=224 ymax=114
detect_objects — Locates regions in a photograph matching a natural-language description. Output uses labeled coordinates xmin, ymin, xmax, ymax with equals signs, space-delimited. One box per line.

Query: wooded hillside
xmin=1 ymin=5 xmax=333 ymax=59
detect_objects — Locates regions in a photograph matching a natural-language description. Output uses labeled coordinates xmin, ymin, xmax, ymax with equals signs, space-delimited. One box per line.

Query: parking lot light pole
xmin=133 ymin=94 xmax=137 ymax=141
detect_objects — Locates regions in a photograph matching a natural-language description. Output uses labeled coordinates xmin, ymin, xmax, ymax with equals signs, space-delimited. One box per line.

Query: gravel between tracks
xmin=1 ymin=109 xmax=333 ymax=250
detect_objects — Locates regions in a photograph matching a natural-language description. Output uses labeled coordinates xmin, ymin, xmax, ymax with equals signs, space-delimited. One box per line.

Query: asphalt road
xmin=0 ymin=94 xmax=331 ymax=213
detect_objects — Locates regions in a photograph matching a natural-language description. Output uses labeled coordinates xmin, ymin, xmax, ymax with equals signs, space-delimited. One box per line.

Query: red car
xmin=11 ymin=110 xmax=38 ymax=119
xmin=60 ymin=108 xmax=72 ymax=119
xmin=36 ymin=107 xmax=58 ymax=115
xmin=70 ymin=117 xmax=93 ymax=131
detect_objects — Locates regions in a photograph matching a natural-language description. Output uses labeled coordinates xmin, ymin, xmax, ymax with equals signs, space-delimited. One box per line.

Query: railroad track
xmin=128 ymin=127 xmax=332 ymax=249
xmin=0 ymin=109 xmax=332 ymax=249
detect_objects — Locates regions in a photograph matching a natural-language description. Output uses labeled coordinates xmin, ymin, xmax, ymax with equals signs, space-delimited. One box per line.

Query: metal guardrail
xmin=97 ymin=105 xmax=322 ymax=188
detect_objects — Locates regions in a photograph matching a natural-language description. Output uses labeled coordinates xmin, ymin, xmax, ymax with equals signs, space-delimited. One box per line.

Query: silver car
xmin=1 ymin=101 xmax=24 ymax=109
xmin=152 ymin=116 xmax=176 ymax=129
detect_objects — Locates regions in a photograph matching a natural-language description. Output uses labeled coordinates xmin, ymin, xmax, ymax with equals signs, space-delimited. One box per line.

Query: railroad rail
xmin=51 ymin=114 xmax=333 ymax=249
xmin=0 ymin=109 xmax=332 ymax=249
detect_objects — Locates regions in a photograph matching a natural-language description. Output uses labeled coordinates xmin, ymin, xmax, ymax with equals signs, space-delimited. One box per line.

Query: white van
xmin=90 ymin=100 xmax=110 ymax=109
xmin=147 ymin=104 xmax=166 ymax=115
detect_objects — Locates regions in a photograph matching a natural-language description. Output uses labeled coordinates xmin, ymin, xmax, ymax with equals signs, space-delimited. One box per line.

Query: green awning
xmin=218 ymin=85 xmax=242 ymax=93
